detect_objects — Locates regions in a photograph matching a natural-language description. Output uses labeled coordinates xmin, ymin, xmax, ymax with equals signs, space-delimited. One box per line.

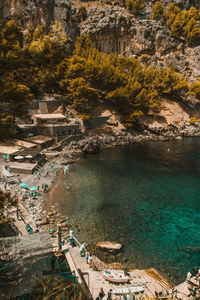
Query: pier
xmin=55 ymin=234 xmax=175 ymax=299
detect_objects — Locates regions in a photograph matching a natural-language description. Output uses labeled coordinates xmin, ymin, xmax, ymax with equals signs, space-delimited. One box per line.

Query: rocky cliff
xmin=1 ymin=0 xmax=200 ymax=82
xmin=1 ymin=0 xmax=200 ymax=131
xmin=0 ymin=0 xmax=78 ymax=41
xmin=78 ymin=1 xmax=200 ymax=82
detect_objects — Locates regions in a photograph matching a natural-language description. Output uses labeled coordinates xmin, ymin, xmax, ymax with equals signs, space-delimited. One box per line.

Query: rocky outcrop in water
xmin=96 ymin=241 xmax=122 ymax=252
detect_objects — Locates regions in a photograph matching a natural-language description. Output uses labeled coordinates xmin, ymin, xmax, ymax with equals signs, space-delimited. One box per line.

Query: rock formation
xmin=96 ymin=241 xmax=122 ymax=251
xmin=0 ymin=0 xmax=79 ymax=41
xmin=1 ymin=0 xmax=200 ymax=128
xmin=1 ymin=0 xmax=200 ymax=83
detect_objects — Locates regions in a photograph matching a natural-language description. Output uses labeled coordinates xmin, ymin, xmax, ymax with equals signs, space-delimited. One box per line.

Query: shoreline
xmin=2 ymin=132 xmax=200 ymax=226
xmin=2 ymin=133 xmax=200 ymax=238
xmin=1 ymin=134 xmax=200 ymax=287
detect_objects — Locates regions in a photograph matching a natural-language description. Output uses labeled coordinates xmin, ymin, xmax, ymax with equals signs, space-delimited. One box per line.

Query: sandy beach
xmin=0 ymin=150 xmax=80 ymax=236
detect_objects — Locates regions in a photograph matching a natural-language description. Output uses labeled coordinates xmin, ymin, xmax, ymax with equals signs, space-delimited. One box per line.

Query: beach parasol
xmin=14 ymin=155 xmax=24 ymax=160
xmin=20 ymin=183 xmax=28 ymax=189
xmin=30 ymin=186 xmax=38 ymax=191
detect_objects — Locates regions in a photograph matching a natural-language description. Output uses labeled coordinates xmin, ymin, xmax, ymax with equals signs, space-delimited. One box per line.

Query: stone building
xmin=0 ymin=145 xmax=21 ymax=162
xmin=31 ymin=114 xmax=80 ymax=137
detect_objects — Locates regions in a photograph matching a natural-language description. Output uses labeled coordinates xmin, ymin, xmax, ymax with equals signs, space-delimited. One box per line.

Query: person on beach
xmin=69 ymin=230 xmax=75 ymax=246
xmin=80 ymin=243 xmax=85 ymax=256
xmin=107 ymin=289 xmax=112 ymax=300
xmin=69 ymin=230 xmax=74 ymax=240
xmin=85 ymin=251 xmax=89 ymax=263
xmin=88 ymin=254 xmax=93 ymax=267
xmin=96 ymin=288 xmax=105 ymax=300
xmin=186 ymin=271 xmax=192 ymax=282
xmin=26 ymin=224 xmax=33 ymax=234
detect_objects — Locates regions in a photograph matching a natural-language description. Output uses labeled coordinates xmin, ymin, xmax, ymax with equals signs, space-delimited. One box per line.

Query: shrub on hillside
xmin=190 ymin=79 xmax=200 ymax=99
xmin=165 ymin=3 xmax=200 ymax=45
xmin=126 ymin=0 xmax=145 ymax=15
xmin=78 ymin=7 xmax=87 ymax=21
xmin=152 ymin=1 xmax=165 ymax=21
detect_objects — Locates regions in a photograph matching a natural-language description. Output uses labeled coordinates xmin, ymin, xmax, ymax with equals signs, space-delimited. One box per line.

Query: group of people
xmin=69 ymin=231 xmax=114 ymax=300
xmin=79 ymin=242 xmax=93 ymax=266
xmin=69 ymin=231 xmax=93 ymax=266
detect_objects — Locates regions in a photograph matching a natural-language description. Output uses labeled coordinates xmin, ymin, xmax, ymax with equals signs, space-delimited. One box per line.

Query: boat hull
xmin=102 ymin=270 xmax=130 ymax=283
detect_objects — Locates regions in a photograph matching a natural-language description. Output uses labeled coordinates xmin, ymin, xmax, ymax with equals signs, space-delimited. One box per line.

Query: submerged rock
xmin=108 ymin=262 xmax=124 ymax=269
xmin=96 ymin=241 xmax=122 ymax=251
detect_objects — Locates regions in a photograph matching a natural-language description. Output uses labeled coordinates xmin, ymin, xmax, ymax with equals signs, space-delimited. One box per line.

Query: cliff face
xmin=0 ymin=0 xmax=79 ymax=41
xmin=1 ymin=0 xmax=199 ymax=82
xmin=1 ymin=0 xmax=200 ymax=132
xmin=79 ymin=3 xmax=200 ymax=82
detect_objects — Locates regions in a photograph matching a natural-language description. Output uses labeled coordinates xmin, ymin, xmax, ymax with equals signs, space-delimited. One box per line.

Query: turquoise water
xmin=58 ymin=138 xmax=200 ymax=284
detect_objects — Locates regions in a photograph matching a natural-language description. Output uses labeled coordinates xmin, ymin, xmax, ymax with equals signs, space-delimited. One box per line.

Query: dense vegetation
xmin=152 ymin=1 xmax=200 ymax=45
xmin=126 ymin=0 xmax=146 ymax=15
xmin=0 ymin=20 xmax=199 ymax=128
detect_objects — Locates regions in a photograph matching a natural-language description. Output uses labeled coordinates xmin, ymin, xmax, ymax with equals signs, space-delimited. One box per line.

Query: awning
xmin=20 ymin=183 xmax=28 ymax=189
xmin=30 ymin=186 xmax=38 ymax=191
xmin=25 ymin=155 xmax=33 ymax=159
xmin=14 ymin=155 xmax=24 ymax=160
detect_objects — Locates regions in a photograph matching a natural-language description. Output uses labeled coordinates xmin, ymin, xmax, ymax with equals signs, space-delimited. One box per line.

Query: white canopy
xmin=14 ymin=155 xmax=24 ymax=160
xmin=25 ymin=155 xmax=33 ymax=158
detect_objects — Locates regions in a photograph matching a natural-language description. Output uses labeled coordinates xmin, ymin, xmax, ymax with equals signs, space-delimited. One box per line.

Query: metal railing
xmin=62 ymin=234 xmax=82 ymax=248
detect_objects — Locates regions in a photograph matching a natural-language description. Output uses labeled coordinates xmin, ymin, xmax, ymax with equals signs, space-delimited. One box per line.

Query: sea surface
xmin=55 ymin=137 xmax=200 ymax=284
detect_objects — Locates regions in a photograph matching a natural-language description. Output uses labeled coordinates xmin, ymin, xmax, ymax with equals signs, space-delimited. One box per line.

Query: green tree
xmin=126 ymin=0 xmax=145 ymax=15
xmin=152 ymin=1 xmax=165 ymax=21
xmin=77 ymin=7 xmax=88 ymax=21
xmin=190 ymin=79 xmax=200 ymax=99
xmin=67 ymin=78 xmax=99 ymax=110
xmin=74 ymin=34 xmax=93 ymax=58
xmin=24 ymin=22 xmax=69 ymax=95
xmin=0 ymin=21 xmax=32 ymax=125
xmin=165 ymin=4 xmax=200 ymax=44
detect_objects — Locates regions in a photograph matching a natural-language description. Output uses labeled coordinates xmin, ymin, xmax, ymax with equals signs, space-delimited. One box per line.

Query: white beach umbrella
xmin=25 ymin=155 xmax=33 ymax=159
xmin=14 ymin=155 xmax=24 ymax=160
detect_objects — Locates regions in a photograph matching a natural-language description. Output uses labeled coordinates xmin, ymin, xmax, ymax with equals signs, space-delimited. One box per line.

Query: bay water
xmin=55 ymin=137 xmax=200 ymax=284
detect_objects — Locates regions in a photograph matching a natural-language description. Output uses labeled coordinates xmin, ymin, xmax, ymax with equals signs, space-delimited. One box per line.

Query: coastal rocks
xmin=38 ymin=218 xmax=49 ymax=225
xmin=96 ymin=241 xmax=122 ymax=252
xmin=82 ymin=140 xmax=100 ymax=154
xmin=108 ymin=262 xmax=124 ymax=270
xmin=92 ymin=256 xmax=108 ymax=271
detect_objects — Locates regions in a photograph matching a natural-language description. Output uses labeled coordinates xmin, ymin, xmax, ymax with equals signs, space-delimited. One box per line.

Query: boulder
xmin=38 ymin=218 xmax=48 ymax=225
xmin=96 ymin=241 xmax=122 ymax=251
xmin=82 ymin=141 xmax=100 ymax=154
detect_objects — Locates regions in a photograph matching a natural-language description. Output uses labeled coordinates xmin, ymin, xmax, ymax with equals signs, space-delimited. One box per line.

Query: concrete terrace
xmin=59 ymin=239 xmax=175 ymax=300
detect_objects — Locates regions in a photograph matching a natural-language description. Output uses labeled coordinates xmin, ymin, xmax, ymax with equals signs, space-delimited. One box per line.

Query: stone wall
xmin=48 ymin=124 xmax=80 ymax=136
xmin=84 ymin=116 xmax=111 ymax=128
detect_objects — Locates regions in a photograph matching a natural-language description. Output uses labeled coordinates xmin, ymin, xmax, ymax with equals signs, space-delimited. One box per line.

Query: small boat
xmin=102 ymin=269 xmax=130 ymax=283
xmin=111 ymin=286 xmax=144 ymax=295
